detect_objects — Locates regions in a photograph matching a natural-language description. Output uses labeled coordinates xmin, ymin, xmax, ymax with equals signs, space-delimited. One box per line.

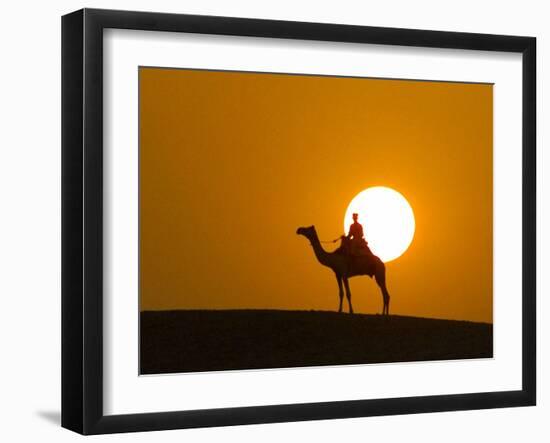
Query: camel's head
xmin=296 ymin=225 xmax=317 ymax=240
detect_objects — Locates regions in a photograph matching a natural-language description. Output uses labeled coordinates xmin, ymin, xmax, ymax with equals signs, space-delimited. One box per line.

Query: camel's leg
xmin=336 ymin=275 xmax=344 ymax=313
xmin=343 ymin=277 xmax=354 ymax=314
xmin=384 ymin=288 xmax=390 ymax=316
xmin=375 ymin=271 xmax=390 ymax=315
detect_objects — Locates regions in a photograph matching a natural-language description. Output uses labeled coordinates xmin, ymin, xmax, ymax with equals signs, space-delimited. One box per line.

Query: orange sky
xmin=139 ymin=67 xmax=493 ymax=323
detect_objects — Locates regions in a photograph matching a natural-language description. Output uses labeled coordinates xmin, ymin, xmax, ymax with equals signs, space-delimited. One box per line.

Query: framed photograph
xmin=61 ymin=8 xmax=536 ymax=435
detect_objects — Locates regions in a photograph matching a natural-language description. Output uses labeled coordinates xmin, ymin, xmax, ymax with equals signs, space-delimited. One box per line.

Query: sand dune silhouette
xmin=140 ymin=309 xmax=492 ymax=375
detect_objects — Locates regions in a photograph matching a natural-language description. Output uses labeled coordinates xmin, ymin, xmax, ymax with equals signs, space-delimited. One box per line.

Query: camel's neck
xmin=308 ymin=233 xmax=333 ymax=268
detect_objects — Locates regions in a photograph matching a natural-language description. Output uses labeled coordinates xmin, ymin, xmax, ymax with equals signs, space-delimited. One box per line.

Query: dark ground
xmin=140 ymin=309 xmax=493 ymax=374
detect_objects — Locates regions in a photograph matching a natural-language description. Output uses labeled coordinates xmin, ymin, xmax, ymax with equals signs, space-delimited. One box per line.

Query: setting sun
xmin=344 ymin=187 xmax=415 ymax=262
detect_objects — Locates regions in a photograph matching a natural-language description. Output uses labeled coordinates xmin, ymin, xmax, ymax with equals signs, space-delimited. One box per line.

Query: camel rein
xmin=319 ymin=237 xmax=342 ymax=244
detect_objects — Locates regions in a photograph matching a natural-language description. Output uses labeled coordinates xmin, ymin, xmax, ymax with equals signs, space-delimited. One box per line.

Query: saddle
xmin=337 ymin=236 xmax=373 ymax=257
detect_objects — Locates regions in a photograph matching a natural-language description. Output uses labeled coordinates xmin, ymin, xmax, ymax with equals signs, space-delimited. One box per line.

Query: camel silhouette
xmin=296 ymin=225 xmax=390 ymax=315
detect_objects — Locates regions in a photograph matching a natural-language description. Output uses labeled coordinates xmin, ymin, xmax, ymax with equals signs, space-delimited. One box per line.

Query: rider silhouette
xmin=346 ymin=213 xmax=369 ymax=256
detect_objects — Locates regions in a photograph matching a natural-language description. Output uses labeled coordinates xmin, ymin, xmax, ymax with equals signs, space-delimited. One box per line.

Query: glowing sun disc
xmin=344 ymin=187 xmax=415 ymax=262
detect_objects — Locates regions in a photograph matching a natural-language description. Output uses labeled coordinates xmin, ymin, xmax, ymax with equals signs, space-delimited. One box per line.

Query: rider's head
xmin=352 ymin=213 xmax=359 ymax=222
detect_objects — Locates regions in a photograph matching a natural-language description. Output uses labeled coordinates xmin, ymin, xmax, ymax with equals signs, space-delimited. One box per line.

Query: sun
xmin=344 ymin=187 xmax=415 ymax=262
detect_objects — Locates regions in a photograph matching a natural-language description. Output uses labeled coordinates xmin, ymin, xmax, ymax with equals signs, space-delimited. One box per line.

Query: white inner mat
xmin=103 ymin=28 xmax=523 ymax=415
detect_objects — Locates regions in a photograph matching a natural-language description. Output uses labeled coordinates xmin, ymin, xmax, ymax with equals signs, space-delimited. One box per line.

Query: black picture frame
xmin=62 ymin=8 xmax=536 ymax=435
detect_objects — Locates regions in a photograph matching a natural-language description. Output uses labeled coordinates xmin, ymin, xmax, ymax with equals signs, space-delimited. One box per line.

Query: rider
xmin=346 ymin=213 xmax=369 ymax=256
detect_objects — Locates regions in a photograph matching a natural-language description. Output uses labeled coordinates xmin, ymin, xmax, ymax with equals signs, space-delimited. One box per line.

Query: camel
xmin=296 ymin=225 xmax=390 ymax=315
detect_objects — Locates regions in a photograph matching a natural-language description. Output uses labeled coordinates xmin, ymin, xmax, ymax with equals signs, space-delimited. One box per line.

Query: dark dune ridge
xmin=140 ymin=309 xmax=492 ymax=375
